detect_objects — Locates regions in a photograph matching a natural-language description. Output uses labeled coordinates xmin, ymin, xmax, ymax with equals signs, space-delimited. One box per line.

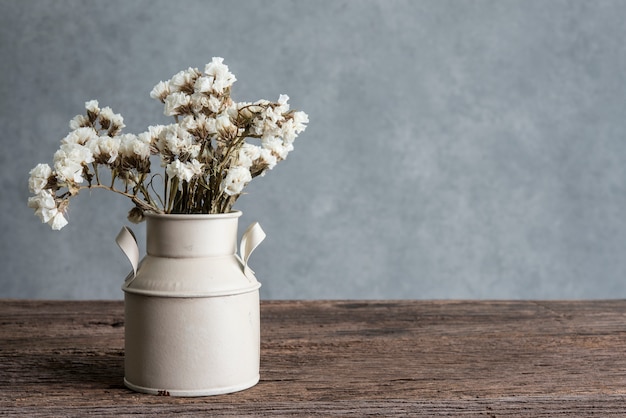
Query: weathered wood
xmin=1 ymin=300 xmax=626 ymax=416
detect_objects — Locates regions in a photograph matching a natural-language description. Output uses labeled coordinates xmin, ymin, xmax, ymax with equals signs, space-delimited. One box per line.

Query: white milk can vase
xmin=115 ymin=211 xmax=266 ymax=397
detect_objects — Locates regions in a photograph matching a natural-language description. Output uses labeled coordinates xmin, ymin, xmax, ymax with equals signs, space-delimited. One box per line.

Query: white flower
xmin=166 ymin=159 xmax=203 ymax=182
xmin=61 ymin=127 xmax=98 ymax=145
xmin=238 ymin=143 xmax=262 ymax=168
xmin=148 ymin=124 xmax=165 ymax=136
xmin=276 ymin=94 xmax=290 ymax=113
xmin=84 ymin=136 xmax=99 ymax=156
xmin=196 ymin=114 xmax=217 ymax=135
xmin=220 ymin=166 xmax=251 ymax=196
xmin=159 ymin=125 xmax=199 ymax=157
xmin=49 ymin=211 xmax=68 ymax=230
xmin=28 ymin=163 xmax=52 ymax=194
xmin=69 ymin=114 xmax=89 ymax=130
xmin=262 ymin=135 xmax=291 ymax=160
xmin=207 ymin=95 xmax=222 ymax=113
xmin=237 ymin=101 xmax=254 ymax=118
xmin=85 ymin=100 xmax=100 ymax=114
xmin=215 ymin=114 xmax=233 ymax=130
xmin=180 ymin=115 xmax=199 ymax=132
xmin=99 ymin=106 xmax=125 ymax=131
xmin=119 ymin=134 xmax=151 ymax=160
xmin=144 ymin=125 xmax=165 ymax=146
xmin=55 ymin=160 xmax=84 ymax=184
xmin=137 ymin=131 xmax=154 ymax=149
xmin=204 ymin=57 xmax=236 ymax=94
xmin=169 ymin=67 xmax=199 ymax=92
xmin=28 ymin=190 xmax=56 ymax=222
xmin=292 ymin=111 xmax=309 ymax=133
xmin=53 ymin=143 xmax=94 ymax=184
xmin=194 ymin=75 xmax=213 ymax=93
xmin=27 ymin=190 xmax=68 ymax=230
xmin=279 ymin=119 xmax=298 ymax=144
xmin=215 ymin=114 xmax=237 ymax=137
xmin=252 ymin=106 xmax=284 ymax=136
xmin=259 ymin=148 xmax=277 ymax=170
xmin=150 ymin=81 xmax=171 ymax=101
xmin=164 ymin=92 xmax=191 ymax=116
xmin=190 ymin=93 xmax=209 ymax=113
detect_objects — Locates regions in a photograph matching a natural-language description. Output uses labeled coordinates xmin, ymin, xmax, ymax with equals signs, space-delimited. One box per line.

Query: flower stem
xmin=79 ymin=184 xmax=162 ymax=213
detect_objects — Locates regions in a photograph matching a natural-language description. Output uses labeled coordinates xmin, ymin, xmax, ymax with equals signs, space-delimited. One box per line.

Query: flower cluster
xmin=28 ymin=57 xmax=308 ymax=229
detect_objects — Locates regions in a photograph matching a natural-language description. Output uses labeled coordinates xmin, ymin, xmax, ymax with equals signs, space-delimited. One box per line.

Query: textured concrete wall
xmin=3 ymin=0 xmax=626 ymax=299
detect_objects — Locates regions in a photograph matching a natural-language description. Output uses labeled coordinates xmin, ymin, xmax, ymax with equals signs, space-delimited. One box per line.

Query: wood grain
xmin=1 ymin=300 xmax=626 ymax=416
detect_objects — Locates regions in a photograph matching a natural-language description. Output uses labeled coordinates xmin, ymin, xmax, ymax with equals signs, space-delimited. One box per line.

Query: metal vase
xmin=116 ymin=211 xmax=265 ymax=396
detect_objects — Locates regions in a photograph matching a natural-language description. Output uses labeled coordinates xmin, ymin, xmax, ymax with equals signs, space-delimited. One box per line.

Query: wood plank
xmin=1 ymin=300 xmax=626 ymax=416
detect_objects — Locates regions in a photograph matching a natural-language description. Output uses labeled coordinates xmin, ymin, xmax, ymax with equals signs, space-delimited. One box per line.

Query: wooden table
xmin=1 ymin=300 xmax=626 ymax=416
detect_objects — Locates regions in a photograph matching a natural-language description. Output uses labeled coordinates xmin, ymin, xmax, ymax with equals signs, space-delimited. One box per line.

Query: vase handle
xmin=116 ymin=226 xmax=139 ymax=282
xmin=240 ymin=222 xmax=266 ymax=278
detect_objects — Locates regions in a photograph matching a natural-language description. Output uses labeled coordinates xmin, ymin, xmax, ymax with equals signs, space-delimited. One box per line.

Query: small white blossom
xmin=159 ymin=125 xmax=199 ymax=157
xmin=150 ymin=81 xmax=171 ymax=101
xmin=180 ymin=115 xmax=198 ymax=132
xmin=259 ymin=148 xmax=277 ymax=170
xmin=164 ymin=92 xmax=191 ymax=116
xmin=215 ymin=114 xmax=236 ymax=137
xmin=194 ymin=75 xmax=213 ymax=94
xmin=119 ymin=134 xmax=150 ymax=160
xmin=69 ymin=114 xmax=89 ymax=130
xmin=99 ymin=107 xmax=115 ymax=123
xmin=27 ymin=190 xmax=68 ymax=230
xmin=190 ymin=93 xmax=209 ymax=114
xmin=207 ymin=95 xmax=222 ymax=113
xmin=49 ymin=211 xmax=68 ymax=230
xmin=276 ymin=94 xmax=290 ymax=113
xmin=237 ymin=101 xmax=254 ymax=119
xmin=28 ymin=190 xmax=56 ymax=222
xmin=169 ymin=67 xmax=199 ymax=92
xmin=196 ymin=114 xmax=217 ymax=135
xmin=292 ymin=111 xmax=309 ymax=133
xmin=238 ymin=143 xmax=262 ymax=168
xmin=220 ymin=166 xmax=251 ymax=196
xmin=166 ymin=159 xmax=203 ymax=182
xmin=137 ymin=131 xmax=153 ymax=148
xmin=204 ymin=57 xmax=236 ymax=94
xmin=28 ymin=163 xmax=52 ymax=194
xmin=145 ymin=125 xmax=165 ymax=146
xmin=61 ymin=127 xmax=98 ymax=146
xmin=85 ymin=100 xmax=100 ymax=114
xmin=53 ymin=143 xmax=94 ymax=184
xmin=93 ymin=135 xmax=121 ymax=164
xmin=262 ymin=135 xmax=291 ymax=160
xmin=252 ymin=106 xmax=282 ymax=136
xmin=99 ymin=106 xmax=125 ymax=131
xmin=280 ymin=119 xmax=298 ymax=144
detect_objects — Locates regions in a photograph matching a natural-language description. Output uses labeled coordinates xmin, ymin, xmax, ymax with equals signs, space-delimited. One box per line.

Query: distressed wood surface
xmin=1 ymin=300 xmax=626 ymax=416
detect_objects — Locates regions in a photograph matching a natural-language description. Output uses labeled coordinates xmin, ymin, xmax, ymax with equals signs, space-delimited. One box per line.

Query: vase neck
xmin=145 ymin=213 xmax=241 ymax=258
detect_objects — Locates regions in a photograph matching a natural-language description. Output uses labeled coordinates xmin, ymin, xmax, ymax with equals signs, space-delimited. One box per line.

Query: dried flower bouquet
xmin=27 ymin=57 xmax=308 ymax=229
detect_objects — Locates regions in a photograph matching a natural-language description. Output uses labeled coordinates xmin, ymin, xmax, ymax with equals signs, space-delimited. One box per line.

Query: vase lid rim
xmin=145 ymin=210 xmax=242 ymax=220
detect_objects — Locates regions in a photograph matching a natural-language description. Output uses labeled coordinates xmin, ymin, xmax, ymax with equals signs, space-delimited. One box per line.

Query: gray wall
xmin=3 ymin=0 xmax=626 ymax=300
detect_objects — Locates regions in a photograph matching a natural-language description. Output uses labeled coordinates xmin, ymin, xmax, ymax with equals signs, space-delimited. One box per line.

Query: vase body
xmin=119 ymin=211 xmax=263 ymax=397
